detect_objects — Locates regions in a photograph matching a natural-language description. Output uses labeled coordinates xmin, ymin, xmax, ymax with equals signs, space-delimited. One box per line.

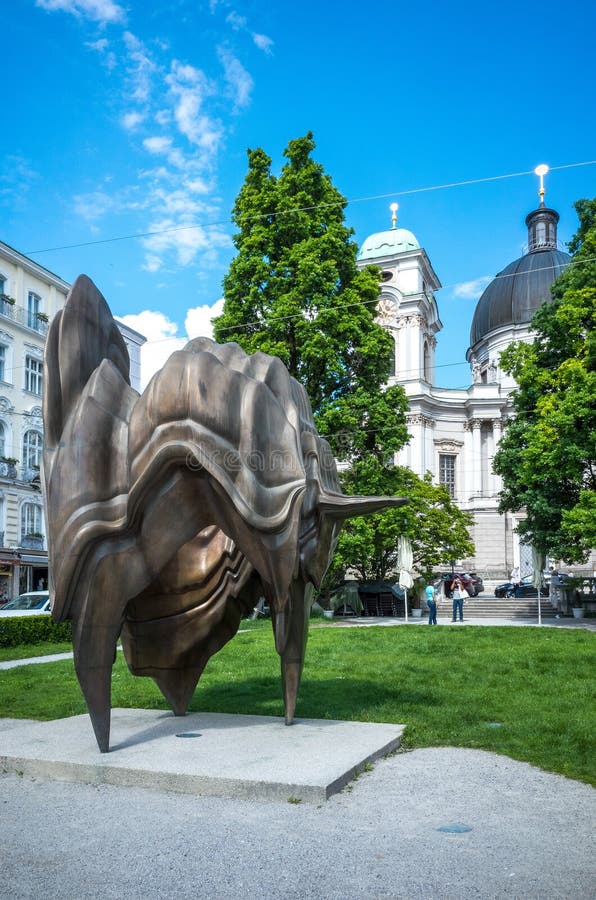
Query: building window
xmin=23 ymin=430 xmax=42 ymax=469
xmin=25 ymin=356 xmax=43 ymax=395
xmin=27 ymin=292 xmax=41 ymax=329
xmin=439 ymin=454 xmax=456 ymax=499
xmin=0 ymin=422 xmax=5 ymax=458
xmin=388 ymin=335 xmax=396 ymax=377
xmin=0 ymin=275 xmax=4 ymax=296
xmin=21 ymin=502 xmax=42 ymax=538
xmin=423 ymin=341 xmax=430 ymax=381
xmin=0 ymin=345 xmax=6 ymax=382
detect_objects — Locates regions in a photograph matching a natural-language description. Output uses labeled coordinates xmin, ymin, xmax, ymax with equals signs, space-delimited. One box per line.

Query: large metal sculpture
xmin=43 ymin=275 xmax=406 ymax=751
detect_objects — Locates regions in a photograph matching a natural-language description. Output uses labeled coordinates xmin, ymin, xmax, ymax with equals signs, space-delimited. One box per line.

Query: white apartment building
xmin=0 ymin=241 xmax=145 ymax=600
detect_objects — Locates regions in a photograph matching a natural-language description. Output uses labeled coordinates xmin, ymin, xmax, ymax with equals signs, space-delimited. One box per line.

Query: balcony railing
xmin=20 ymin=534 xmax=45 ymax=550
xmin=0 ymin=298 xmax=49 ymax=336
xmin=0 ymin=461 xmax=18 ymax=479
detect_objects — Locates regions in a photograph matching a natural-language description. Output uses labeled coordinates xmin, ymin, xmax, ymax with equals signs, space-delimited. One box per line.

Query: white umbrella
xmin=397 ymin=535 xmax=414 ymax=623
xmin=531 ymin=546 xmax=546 ymax=626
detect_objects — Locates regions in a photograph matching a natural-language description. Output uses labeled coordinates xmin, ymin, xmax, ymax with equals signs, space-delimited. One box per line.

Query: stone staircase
xmin=438 ymin=596 xmax=557 ymax=619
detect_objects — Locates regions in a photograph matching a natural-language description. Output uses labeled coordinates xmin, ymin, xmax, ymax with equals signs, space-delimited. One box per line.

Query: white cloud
xmin=218 ymin=46 xmax=253 ymax=110
xmin=36 ymin=0 xmax=125 ymax=24
xmin=116 ymin=304 xmax=226 ymax=390
xmin=142 ymin=221 xmax=231 ymax=270
xmin=185 ymin=298 xmax=224 ymax=339
xmin=253 ymin=33 xmax=273 ymax=54
xmin=226 ymin=11 xmax=246 ymax=30
xmin=87 ymin=38 xmax=108 ymax=51
xmin=452 ymin=276 xmax=492 ymax=299
xmin=165 ymin=60 xmax=223 ymax=153
xmin=73 ymin=189 xmax=116 ymax=222
xmin=121 ymin=110 xmax=145 ymax=130
xmin=116 ymin=310 xmax=185 ymax=389
xmin=143 ymin=136 xmax=173 ymax=154
xmin=123 ymin=31 xmax=156 ymax=103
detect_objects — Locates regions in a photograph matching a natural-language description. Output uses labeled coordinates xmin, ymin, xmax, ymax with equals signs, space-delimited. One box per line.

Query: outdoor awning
xmin=19 ymin=555 xmax=49 ymax=565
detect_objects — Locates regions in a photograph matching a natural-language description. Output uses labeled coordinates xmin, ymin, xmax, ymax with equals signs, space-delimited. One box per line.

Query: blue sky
xmin=3 ymin=0 xmax=595 ymax=387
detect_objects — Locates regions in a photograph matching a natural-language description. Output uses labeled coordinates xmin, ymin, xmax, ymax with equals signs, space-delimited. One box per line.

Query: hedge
xmin=0 ymin=615 xmax=72 ymax=648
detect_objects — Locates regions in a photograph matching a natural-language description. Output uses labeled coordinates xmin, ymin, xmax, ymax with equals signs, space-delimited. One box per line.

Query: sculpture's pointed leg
xmin=72 ymin=614 xmax=122 ymax=753
xmin=272 ymin=582 xmax=314 ymax=725
xmin=281 ymin=658 xmax=303 ymax=725
xmin=152 ymin=667 xmax=202 ymax=716
xmin=75 ymin=664 xmax=112 ymax=752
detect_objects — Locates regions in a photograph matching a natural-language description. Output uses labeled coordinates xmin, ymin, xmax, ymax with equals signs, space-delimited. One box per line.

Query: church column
xmin=470 ymin=419 xmax=482 ymax=498
xmin=406 ymin=415 xmax=426 ymax=477
xmin=463 ymin=423 xmax=473 ymax=500
xmin=491 ymin=419 xmax=503 ymax=495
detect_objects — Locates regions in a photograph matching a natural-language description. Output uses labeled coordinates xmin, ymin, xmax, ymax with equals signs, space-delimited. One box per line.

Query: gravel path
xmin=1 ymin=743 xmax=594 ymax=899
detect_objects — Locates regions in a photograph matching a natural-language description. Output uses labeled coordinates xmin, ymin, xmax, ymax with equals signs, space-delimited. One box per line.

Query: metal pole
xmin=404 ymin=588 xmax=408 ymax=623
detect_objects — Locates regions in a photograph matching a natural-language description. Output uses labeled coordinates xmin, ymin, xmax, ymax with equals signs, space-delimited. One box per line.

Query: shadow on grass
xmin=188 ymin=675 xmax=436 ymax=722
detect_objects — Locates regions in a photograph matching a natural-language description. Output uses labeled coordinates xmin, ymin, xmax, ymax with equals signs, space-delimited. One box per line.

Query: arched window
xmin=21 ymin=502 xmax=42 ymax=538
xmin=0 ymin=422 xmax=5 ymax=458
xmin=23 ymin=430 xmax=42 ymax=469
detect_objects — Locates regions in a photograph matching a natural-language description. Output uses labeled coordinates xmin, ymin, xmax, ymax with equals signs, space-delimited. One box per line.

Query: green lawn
xmin=0 ymin=641 xmax=73 ymax=662
xmin=0 ymin=624 xmax=594 ymax=785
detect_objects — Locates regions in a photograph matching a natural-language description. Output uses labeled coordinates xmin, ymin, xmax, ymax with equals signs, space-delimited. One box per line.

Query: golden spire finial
xmin=390 ymin=202 xmax=399 ymax=229
xmin=534 ymin=164 xmax=549 ymax=206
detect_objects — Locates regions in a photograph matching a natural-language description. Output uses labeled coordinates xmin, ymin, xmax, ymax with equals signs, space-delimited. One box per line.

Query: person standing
xmin=549 ymin=567 xmax=561 ymax=616
xmin=452 ymin=577 xmax=465 ymax=622
xmin=510 ymin=566 xmax=521 ymax=597
xmin=425 ymin=582 xmax=438 ymax=625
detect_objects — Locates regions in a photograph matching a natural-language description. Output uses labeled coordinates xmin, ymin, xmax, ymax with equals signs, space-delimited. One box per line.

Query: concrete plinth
xmin=0 ymin=709 xmax=403 ymax=803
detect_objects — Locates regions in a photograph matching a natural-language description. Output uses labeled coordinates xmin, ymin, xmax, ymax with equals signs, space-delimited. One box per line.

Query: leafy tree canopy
xmin=213 ymin=132 xmax=402 ymax=459
xmin=215 ymin=132 xmax=474 ymax=580
xmin=494 ymin=197 xmax=596 ymax=562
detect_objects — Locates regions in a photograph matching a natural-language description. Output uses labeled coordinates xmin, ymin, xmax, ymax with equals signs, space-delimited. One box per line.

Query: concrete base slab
xmin=0 ymin=709 xmax=403 ymax=803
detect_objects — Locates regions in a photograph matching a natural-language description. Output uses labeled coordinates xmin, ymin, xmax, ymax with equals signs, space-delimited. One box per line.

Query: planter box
xmin=572 ymin=607 xmax=585 ymax=619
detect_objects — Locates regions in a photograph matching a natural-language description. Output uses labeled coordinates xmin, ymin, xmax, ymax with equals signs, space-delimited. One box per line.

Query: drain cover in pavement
xmin=436 ymin=822 xmax=473 ymax=833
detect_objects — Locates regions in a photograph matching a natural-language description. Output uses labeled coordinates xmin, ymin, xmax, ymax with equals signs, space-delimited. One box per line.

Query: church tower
xmin=356 ymin=204 xmax=442 ymax=386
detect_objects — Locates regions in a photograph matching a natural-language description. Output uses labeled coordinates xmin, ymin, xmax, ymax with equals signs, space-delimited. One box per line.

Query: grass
xmin=0 ymin=624 xmax=594 ymax=785
xmin=0 ymin=641 xmax=73 ymax=662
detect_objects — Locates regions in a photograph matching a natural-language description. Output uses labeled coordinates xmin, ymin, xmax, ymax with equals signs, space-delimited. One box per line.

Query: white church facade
xmin=357 ymin=192 xmax=570 ymax=579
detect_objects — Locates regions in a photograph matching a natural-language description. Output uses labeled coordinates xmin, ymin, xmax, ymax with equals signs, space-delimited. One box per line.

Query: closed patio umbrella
xmin=397 ymin=535 xmax=414 ymax=623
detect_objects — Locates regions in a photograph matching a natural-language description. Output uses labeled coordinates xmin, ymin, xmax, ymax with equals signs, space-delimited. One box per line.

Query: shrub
xmin=0 ymin=616 xmax=72 ymax=648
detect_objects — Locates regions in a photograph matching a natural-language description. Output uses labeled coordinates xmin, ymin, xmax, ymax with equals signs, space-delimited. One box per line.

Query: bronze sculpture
xmin=43 ymin=275 xmax=406 ymax=751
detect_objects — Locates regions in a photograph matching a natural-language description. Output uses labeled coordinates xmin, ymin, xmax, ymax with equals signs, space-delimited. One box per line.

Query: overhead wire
xmin=22 ymin=158 xmax=596 ymax=256
xmin=136 ymin=251 xmax=596 ymax=344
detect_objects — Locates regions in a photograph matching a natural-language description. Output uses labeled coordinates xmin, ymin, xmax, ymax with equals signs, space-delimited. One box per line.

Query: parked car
xmin=0 ymin=591 xmax=51 ymax=616
xmin=436 ymin=573 xmax=478 ymax=597
xmin=494 ymin=575 xmax=549 ymax=599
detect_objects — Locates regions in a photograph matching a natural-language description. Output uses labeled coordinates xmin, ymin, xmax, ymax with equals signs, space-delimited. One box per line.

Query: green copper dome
xmin=358 ymin=227 xmax=420 ymax=260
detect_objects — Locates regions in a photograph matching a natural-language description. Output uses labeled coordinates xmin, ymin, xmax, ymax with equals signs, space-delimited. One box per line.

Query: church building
xmin=357 ymin=179 xmax=570 ymax=579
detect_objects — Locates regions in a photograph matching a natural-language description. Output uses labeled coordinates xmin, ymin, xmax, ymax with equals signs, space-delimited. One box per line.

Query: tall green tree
xmin=494 ymin=198 xmax=596 ymax=561
xmin=213 ymin=132 xmax=405 ymax=459
xmin=215 ymin=132 xmax=474 ymax=577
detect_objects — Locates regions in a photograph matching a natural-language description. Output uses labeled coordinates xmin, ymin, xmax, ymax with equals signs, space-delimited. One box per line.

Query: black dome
xmin=470 ymin=205 xmax=570 ymax=347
